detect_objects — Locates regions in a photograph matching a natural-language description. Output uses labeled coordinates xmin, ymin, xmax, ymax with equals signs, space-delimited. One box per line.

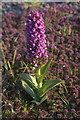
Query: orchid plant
xmin=19 ymin=11 xmax=63 ymax=105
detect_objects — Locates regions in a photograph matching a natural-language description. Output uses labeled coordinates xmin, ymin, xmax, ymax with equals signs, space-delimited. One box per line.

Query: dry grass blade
xmin=7 ymin=61 xmax=14 ymax=78
xmin=2 ymin=49 xmax=8 ymax=71
xmin=12 ymin=49 xmax=17 ymax=67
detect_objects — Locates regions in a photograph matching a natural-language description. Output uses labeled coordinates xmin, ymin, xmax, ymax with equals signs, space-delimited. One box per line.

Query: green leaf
xmin=31 ymin=95 xmax=48 ymax=105
xmin=39 ymin=79 xmax=63 ymax=97
xmin=20 ymin=73 xmax=38 ymax=87
xmin=20 ymin=73 xmax=40 ymax=100
xmin=40 ymin=59 xmax=52 ymax=75
xmin=21 ymin=80 xmax=37 ymax=99
xmin=36 ymin=59 xmax=52 ymax=86
xmin=19 ymin=73 xmax=39 ymax=99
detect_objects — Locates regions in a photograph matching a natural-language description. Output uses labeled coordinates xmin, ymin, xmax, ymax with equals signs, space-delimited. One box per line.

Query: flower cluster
xmin=26 ymin=11 xmax=48 ymax=66
xmin=2 ymin=10 xmax=27 ymax=63
xmin=39 ymin=3 xmax=79 ymax=119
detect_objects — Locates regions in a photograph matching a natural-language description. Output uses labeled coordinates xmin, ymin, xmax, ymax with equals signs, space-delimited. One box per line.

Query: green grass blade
xmin=2 ymin=49 xmax=8 ymax=70
xmin=14 ymin=36 xmax=19 ymax=42
xmin=2 ymin=41 xmax=7 ymax=50
xmin=62 ymin=83 xmax=68 ymax=94
xmin=7 ymin=61 xmax=14 ymax=78
xmin=22 ymin=62 xmax=28 ymax=73
xmin=12 ymin=49 xmax=17 ymax=67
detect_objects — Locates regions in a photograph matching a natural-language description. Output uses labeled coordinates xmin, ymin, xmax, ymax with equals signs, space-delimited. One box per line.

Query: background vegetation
xmin=2 ymin=2 xmax=80 ymax=119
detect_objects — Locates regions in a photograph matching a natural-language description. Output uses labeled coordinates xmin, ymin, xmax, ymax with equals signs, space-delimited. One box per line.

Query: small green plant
xmin=19 ymin=59 xmax=63 ymax=105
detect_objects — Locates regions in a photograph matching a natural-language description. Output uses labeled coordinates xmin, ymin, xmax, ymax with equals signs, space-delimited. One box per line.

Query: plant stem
xmin=38 ymin=68 xmax=42 ymax=88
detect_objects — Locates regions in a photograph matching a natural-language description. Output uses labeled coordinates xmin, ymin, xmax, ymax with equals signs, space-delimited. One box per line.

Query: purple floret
xmin=26 ymin=11 xmax=48 ymax=65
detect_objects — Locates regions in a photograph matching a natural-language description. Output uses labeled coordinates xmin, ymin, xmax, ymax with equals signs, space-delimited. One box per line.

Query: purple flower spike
xmin=26 ymin=11 xmax=48 ymax=65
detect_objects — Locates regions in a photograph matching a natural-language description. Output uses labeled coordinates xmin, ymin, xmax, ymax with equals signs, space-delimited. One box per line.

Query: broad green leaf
xmin=31 ymin=95 xmax=47 ymax=105
xmin=39 ymin=95 xmax=48 ymax=105
xmin=20 ymin=74 xmax=39 ymax=98
xmin=29 ymin=75 xmax=38 ymax=87
xmin=39 ymin=79 xmax=63 ymax=97
xmin=22 ymin=80 xmax=37 ymax=99
xmin=31 ymin=100 xmax=40 ymax=105
xmin=20 ymin=73 xmax=38 ymax=87
xmin=40 ymin=59 xmax=52 ymax=75
xmin=36 ymin=59 xmax=52 ymax=85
